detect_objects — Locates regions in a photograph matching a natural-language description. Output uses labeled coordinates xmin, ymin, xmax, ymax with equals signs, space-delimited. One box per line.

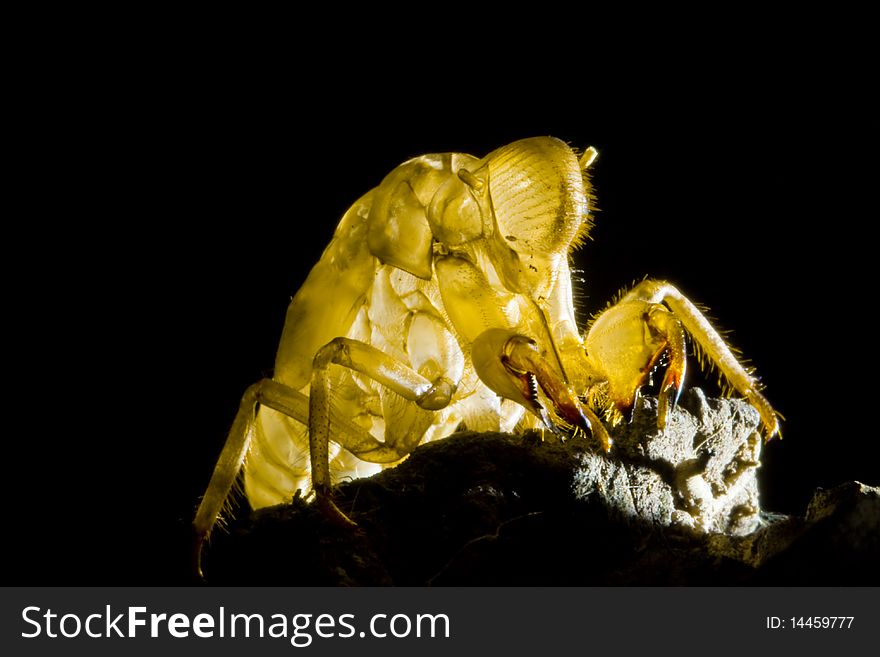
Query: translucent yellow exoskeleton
xmin=194 ymin=137 xmax=779 ymax=574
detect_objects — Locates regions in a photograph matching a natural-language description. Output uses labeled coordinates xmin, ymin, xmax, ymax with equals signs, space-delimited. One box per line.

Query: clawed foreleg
xmin=624 ymin=280 xmax=780 ymax=438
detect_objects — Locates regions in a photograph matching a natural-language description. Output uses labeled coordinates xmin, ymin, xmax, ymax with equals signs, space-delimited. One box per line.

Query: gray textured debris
xmin=574 ymin=388 xmax=763 ymax=536
xmin=203 ymin=391 xmax=878 ymax=585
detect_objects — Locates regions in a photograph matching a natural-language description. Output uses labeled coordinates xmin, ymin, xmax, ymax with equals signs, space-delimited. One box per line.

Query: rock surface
xmin=202 ymin=391 xmax=879 ymax=585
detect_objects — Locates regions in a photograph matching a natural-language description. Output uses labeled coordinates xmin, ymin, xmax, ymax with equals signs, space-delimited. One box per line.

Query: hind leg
xmin=193 ymin=378 xmax=400 ymax=577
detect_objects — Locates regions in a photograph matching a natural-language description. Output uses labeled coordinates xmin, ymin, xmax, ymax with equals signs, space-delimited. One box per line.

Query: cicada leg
xmin=309 ymin=337 xmax=458 ymax=521
xmin=624 ymin=279 xmax=780 ymax=438
xmin=643 ymin=304 xmax=687 ymax=429
xmin=193 ymin=378 xmax=402 ymax=578
xmin=471 ymin=328 xmax=613 ymax=451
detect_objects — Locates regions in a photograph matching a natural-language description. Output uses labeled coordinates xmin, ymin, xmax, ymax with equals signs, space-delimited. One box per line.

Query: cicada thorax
xmin=366 ymin=152 xmax=481 ymax=280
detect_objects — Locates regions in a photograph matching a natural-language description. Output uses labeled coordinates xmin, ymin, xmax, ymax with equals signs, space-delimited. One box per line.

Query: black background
xmin=7 ymin=29 xmax=877 ymax=585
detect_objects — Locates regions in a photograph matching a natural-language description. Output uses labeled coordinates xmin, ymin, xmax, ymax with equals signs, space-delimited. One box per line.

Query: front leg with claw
xmin=472 ymin=328 xmax=612 ymax=451
xmin=585 ymin=279 xmax=780 ymax=440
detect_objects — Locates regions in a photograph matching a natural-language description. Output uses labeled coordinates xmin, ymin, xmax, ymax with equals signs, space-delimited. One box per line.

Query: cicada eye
xmin=484 ymin=137 xmax=591 ymax=255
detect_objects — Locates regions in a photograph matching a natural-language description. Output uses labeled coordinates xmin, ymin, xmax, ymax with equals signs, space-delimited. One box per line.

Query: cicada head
xmin=476 ymin=137 xmax=595 ymax=298
xmin=487 ymin=137 xmax=590 ymax=247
